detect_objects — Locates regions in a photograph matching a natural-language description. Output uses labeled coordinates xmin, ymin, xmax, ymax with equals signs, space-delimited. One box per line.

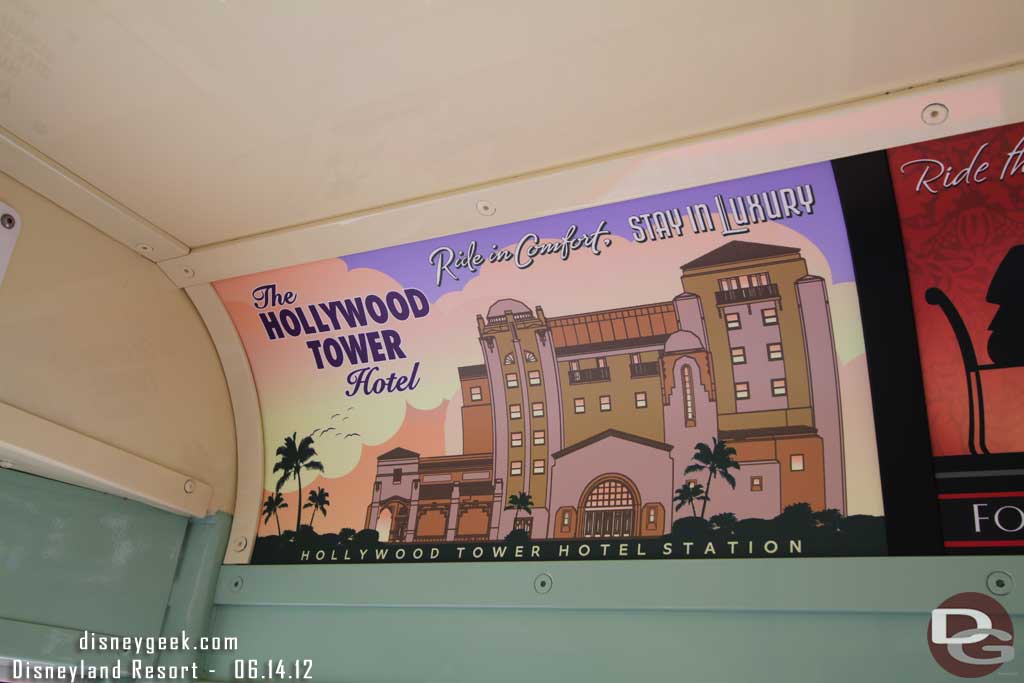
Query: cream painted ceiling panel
xmin=0 ymin=0 xmax=1022 ymax=247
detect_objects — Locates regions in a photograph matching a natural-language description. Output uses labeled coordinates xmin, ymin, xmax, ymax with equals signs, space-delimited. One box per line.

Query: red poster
xmin=888 ymin=123 xmax=1024 ymax=458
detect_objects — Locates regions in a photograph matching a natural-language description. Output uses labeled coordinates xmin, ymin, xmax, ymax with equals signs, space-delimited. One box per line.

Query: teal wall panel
xmin=205 ymin=606 xmax=967 ymax=682
xmin=158 ymin=512 xmax=232 ymax=669
xmin=206 ymin=556 xmax=1024 ymax=682
xmin=212 ymin=556 xmax=1024 ymax=612
xmin=0 ymin=618 xmax=135 ymax=671
xmin=2 ymin=464 xmax=1021 ymax=682
xmin=0 ymin=469 xmax=187 ymax=659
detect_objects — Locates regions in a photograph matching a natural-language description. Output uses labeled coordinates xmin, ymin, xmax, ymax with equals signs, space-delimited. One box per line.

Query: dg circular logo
xmin=928 ymin=592 xmax=1015 ymax=678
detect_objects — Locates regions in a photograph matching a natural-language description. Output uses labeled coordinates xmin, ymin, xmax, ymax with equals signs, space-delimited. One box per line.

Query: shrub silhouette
xmin=776 ymin=502 xmax=815 ymax=531
xmin=296 ymin=524 xmax=318 ymax=542
xmin=505 ymin=528 xmax=530 ymax=543
xmin=353 ymin=528 xmax=380 ymax=545
xmin=248 ymin=498 xmax=887 ymax=563
xmin=734 ymin=517 xmax=774 ymax=541
xmin=813 ymin=508 xmax=842 ymax=532
xmin=709 ymin=512 xmax=738 ymax=535
xmin=672 ymin=516 xmax=712 ymax=539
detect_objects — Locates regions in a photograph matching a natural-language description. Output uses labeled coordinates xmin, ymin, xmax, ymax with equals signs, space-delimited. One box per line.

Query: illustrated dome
xmin=664 ymin=330 xmax=703 ymax=352
xmin=487 ymin=298 xmax=531 ymax=318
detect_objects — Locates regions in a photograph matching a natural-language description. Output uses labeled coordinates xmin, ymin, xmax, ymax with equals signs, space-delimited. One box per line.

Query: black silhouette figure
xmin=926 ymin=244 xmax=1024 ymax=456
xmin=987 ymin=245 xmax=1024 ymax=367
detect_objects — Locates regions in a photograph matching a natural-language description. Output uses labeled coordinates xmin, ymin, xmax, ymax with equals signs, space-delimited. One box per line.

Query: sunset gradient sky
xmin=213 ymin=162 xmax=885 ymax=537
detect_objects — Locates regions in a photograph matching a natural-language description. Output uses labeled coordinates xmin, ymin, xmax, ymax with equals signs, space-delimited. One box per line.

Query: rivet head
xmin=231 ymin=576 xmax=244 ymax=592
xmin=233 ymin=536 xmax=248 ymax=552
xmin=182 ymin=267 xmax=195 ymax=279
xmin=183 ymin=479 xmax=195 ymax=494
xmin=534 ymin=572 xmax=553 ymax=594
xmin=922 ymin=103 xmax=949 ymax=126
xmin=476 ymin=200 xmax=496 ymax=216
xmin=1 ymin=213 xmax=15 ymax=230
xmin=987 ymin=570 xmax=1013 ymax=596
xmin=136 ymin=243 xmax=154 ymax=254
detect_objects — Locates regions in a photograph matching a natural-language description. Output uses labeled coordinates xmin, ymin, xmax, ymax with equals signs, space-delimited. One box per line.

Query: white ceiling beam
xmin=0 ymin=401 xmax=212 ymax=517
xmin=0 ymin=126 xmax=188 ymax=262
xmin=157 ymin=62 xmax=1024 ymax=287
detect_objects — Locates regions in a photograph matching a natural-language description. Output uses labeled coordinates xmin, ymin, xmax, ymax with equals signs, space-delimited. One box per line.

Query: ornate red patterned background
xmin=888 ymin=122 xmax=1024 ymax=457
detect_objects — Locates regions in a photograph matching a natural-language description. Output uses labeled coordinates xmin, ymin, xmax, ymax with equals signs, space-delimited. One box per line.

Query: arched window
xmin=683 ymin=364 xmax=696 ymax=422
xmin=375 ymin=508 xmax=393 ymax=540
xmin=376 ymin=501 xmax=409 ymax=542
xmin=503 ymin=353 xmax=515 ymax=365
xmin=581 ymin=477 xmax=637 ymax=538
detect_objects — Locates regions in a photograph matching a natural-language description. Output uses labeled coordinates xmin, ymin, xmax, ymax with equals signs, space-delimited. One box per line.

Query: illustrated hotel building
xmin=366 ymin=241 xmax=846 ymax=542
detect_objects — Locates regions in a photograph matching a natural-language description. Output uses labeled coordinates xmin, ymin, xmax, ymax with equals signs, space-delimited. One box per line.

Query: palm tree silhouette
xmin=505 ymin=491 xmax=534 ymax=528
xmin=261 ymin=492 xmax=289 ymax=536
xmin=303 ymin=486 xmax=331 ymax=529
xmin=672 ymin=482 xmax=706 ymax=517
xmin=273 ymin=433 xmax=324 ymax=534
xmin=684 ymin=438 xmax=741 ymax=518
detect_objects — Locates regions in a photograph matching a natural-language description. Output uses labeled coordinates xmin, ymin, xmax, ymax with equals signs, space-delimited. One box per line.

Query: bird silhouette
xmin=331 ymin=413 xmax=341 ymax=419
xmin=321 ymin=427 xmax=336 ymax=434
xmin=346 ymin=407 xmax=354 ymax=412
xmin=344 ymin=432 xmax=361 ymax=438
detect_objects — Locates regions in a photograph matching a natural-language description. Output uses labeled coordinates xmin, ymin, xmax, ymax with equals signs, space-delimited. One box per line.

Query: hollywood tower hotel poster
xmin=214 ymin=162 xmax=887 ymax=565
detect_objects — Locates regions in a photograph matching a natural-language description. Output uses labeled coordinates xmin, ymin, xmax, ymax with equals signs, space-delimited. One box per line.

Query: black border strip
xmin=832 ymin=151 xmax=944 ymax=555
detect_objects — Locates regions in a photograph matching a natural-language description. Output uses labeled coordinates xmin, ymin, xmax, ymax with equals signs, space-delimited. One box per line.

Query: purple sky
xmin=342 ymin=161 xmax=852 ymax=302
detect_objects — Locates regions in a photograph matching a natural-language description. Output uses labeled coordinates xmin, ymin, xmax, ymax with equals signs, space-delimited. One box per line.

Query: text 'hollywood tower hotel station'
xmin=366 ymin=241 xmax=846 ymax=542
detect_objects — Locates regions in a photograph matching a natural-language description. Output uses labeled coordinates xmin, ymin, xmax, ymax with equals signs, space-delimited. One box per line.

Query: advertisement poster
xmin=888 ymin=122 xmax=1024 ymax=551
xmin=214 ymin=161 xmax=888 ymax=564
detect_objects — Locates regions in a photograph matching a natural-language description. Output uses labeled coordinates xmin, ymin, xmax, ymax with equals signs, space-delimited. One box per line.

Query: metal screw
xmin=534 ymin=573 xmax=553 ymax=594
xmin=182 ymin=267 xmax=195 ymax=279
xmin=921 ymin=103 xmax=949 ymax=126
xmin=1 ymin=213 xmax=15 ymax=230
xmin=183 ymin=479 xmax=195 ymax=494
xmin=136 ymin=243 xmax=153 ymax=254
xmin=232 ymin=536 xmax=248 ymax=552
xmin=231 ymin=576 xmax=244 ymax=592
xmin=476 ymin=200 xmax=496 ymax=216
xmin=987 ymin=570 xmax=1013 ymax=596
